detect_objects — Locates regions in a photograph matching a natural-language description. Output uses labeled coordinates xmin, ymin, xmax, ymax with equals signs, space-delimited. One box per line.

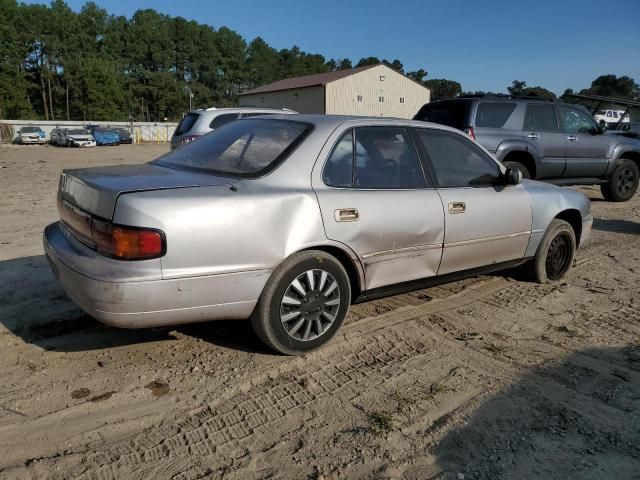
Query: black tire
xmin=250 ymin=250 xmax=351 ymax=355
xmin=600 ymin=159 xmax=639 ymax=202
xmin=503 ymin=161 xmax=531 ymax=179
xmin=528 ymin=219 xmax=576 ymax=284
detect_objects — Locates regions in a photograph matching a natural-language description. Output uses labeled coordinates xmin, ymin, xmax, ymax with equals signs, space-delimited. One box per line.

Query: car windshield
xmin=154 ymin=119 xmax=311 ymax=177
xmin=69 ymin=129 xmax=89 ymax=135
xmin=22 ymin=127 xmax=40 ymax=133
xmin=94 ymin=128 xmax=111 ymax=133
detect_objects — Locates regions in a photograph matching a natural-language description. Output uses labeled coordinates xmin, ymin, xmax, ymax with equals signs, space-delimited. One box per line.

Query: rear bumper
xmin=43 ymin=222 xmax=268 ymax=328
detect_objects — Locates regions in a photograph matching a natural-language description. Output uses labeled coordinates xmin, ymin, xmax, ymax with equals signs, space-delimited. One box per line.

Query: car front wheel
xmin=601 ymin=159 xmax=639 ymax=202
xmin=251 ymin=250 xmax=351 ymax=355
xmin=528 ymin=219 xmax=576 ymax=284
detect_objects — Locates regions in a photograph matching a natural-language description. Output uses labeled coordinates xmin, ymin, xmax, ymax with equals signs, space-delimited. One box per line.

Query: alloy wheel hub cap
xmin=280 ymin=269 xmax=341 ymax=342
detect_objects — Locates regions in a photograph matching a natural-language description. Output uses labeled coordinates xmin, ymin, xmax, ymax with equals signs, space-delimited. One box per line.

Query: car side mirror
xmin=504 ymin=167 xmax=523 ymax=186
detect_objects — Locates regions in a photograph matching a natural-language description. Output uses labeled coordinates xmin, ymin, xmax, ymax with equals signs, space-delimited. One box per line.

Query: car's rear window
xmin=153 ymin=119 xmax=312 ymax=178
xmin=474 ymin=102 xmax=516 ymax=128
xmin=209 ymin=113 xmax=239 ymax=129
xmin=413 ymin=100 xmax=471 ymax=130
xmin=174 ymin=113 xmax=200 ymax=135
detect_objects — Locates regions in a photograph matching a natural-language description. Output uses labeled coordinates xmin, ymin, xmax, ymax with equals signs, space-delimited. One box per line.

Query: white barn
xmin=239 ymin=63 xmax=430 ymax=119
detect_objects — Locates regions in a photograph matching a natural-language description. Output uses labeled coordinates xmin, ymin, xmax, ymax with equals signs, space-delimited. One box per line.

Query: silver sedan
xmin=44 ymin=115 xmax=593 ymax=354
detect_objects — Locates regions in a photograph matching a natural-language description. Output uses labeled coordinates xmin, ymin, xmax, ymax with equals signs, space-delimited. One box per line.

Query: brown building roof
xmin=240 ymin=64 xmax=379 ymax=95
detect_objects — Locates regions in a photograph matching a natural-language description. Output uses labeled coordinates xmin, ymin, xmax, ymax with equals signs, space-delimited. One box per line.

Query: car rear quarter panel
xmin=521 ymin=180 xmax=590 ymax=256
xmin=113 ymin=182 xmax=328 ymax=281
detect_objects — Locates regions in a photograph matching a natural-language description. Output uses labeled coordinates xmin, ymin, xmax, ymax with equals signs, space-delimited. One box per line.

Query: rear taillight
xmin=464 ymin=127 xmax=476 ymax=141
xmin=91 ymin=218 xmax=164 ymax=260
xmin=181 ymin=135 xmax=200 ymax=144
xmin=59 ymin=198 xmax=164 ymax=259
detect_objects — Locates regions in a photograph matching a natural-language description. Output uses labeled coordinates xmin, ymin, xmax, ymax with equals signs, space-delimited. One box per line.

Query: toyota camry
xmin=44 ymin=115 xmax=593 ymax=354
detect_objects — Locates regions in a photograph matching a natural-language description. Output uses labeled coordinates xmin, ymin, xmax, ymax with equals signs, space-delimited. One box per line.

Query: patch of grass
xmin=388 ymin=389 xmax=417 ymax=414
xmin=421 ymin=380 xmax=449 ymax=401
xmin=365 ymin=410 xmax=395 ymax=436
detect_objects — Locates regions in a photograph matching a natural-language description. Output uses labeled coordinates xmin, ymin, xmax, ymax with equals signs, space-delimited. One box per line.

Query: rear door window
xmin=322 ymin=127 xmax=427 ymax=189
xmin=322 ymin=131 xmax=354 ymax=188
xmin=414 ymin=100 xmax=472 ymax=130
xmin=474 ymin=103 xmax=516 ymax=128
xmin=524 ymin=105 xmax=559 ymax=132
xmin=209 ymin=113 xmax=240 ymax=129
xmin=174 ymin=113 xmax=200 ymax=135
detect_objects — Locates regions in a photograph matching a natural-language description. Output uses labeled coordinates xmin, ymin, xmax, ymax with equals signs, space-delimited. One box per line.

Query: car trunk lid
xmin=59 ymin=163 xmax=236 ymax=219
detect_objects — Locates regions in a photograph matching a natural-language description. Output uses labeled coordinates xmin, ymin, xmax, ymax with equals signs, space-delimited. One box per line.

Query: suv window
xmin=209 ymin=113 xmax=240 ymax=129
xmin=241 ymin=112 xmax=272 ymax=118
xmin=174 ymin=113 xmax=200 ymax=135
xmin=416 ymin=129 xmax=500 ymax=188
xmin=474 ymin=102 xmax=516 ymax=128
xmin=559 ymin=107 xmax=597 ymax=134
xmin=414 ymin=100 xmax=471 ymax=130
xmin=524 ymin=104 xmax=559 ymax=132
xmin=322 ymin=127 xmax=426 ymax=189
xmin=154 ymin=119 xmax=311 ymax=177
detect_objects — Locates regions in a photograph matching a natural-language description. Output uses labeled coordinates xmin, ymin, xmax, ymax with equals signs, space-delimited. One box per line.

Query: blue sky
xmin=26 ymin=0 xmax=640 ymax=94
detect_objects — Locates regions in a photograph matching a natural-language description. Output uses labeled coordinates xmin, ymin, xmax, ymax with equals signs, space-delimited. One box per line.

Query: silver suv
xmin=171 ymin=107 xmax=297 ymax=149
xmin=415 ymin=96 xmax=640 ymax=201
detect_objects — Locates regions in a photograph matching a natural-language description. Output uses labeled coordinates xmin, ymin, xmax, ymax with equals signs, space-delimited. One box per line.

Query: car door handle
xmin=334 ymin=208 xmax=359 ymax=222
xmin=567 ymin=135 xmax=578 ymax=142
xmin=448 ymin=202 xmax=466 ymax=214
xmin=527 ymin=133 xmax=539 ymax=140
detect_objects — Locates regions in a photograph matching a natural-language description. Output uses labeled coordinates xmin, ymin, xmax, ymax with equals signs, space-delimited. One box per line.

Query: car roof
xmin=247 ymin=113 xmax=467 ymax=135
xmin=188 ymin=107 xmax=296 ymax=115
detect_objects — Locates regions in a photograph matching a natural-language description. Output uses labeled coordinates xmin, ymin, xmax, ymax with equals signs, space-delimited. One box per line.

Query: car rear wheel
xmin=503 ymin=161 xmax=531 ymax=179
xmin=601 ymin=159 xmax=639 ymax=202
xmin=250 ymin=250 xmax=351 ymax=355
xmin=528 ymin=219 xmax=576 ymax=284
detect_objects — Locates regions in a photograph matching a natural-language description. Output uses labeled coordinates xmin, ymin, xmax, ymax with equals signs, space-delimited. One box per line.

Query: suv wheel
xmin=601 ymin=159 xmax=639 ymax=202
xmin=250 ymin=250 xmax=351 ymax=355
xmin=503 ymin=161 xmax=531 ymax=179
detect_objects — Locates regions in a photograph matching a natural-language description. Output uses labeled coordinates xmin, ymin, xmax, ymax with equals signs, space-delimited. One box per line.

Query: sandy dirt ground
xmin=0 ymin=143 xmax=638 ymax=480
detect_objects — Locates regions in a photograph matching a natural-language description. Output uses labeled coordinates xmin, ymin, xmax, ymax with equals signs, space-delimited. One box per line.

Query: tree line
xmin=1 ymin=0 xmax=638 ymax=122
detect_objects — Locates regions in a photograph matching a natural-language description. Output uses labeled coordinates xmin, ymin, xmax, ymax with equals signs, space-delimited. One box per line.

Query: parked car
xmin=170 ymin=107 xmax=297 ymax=149
xmin=16 ymin=126 xmax=46 ymax=144
xmin=593 ymin=109 xmax=630 ymax=129
xmin=50 ymin=128 xmax=63 ymax=146
xmin=114 ymin=127 xmax=133 ymax=144
xmin=414 ymin=96 xmax=640 ymax=201
xmin=44 ymin=115 xmax=592 ymax=355
xmin=60 ymin=128 xmax=96 ymax=148
xmin=89 ymin=126 xmax=120 ymax=146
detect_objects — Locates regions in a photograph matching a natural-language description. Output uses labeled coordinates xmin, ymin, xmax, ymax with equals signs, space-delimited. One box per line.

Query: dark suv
xmin=414 ymin=96 xmax=640 ymax=201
